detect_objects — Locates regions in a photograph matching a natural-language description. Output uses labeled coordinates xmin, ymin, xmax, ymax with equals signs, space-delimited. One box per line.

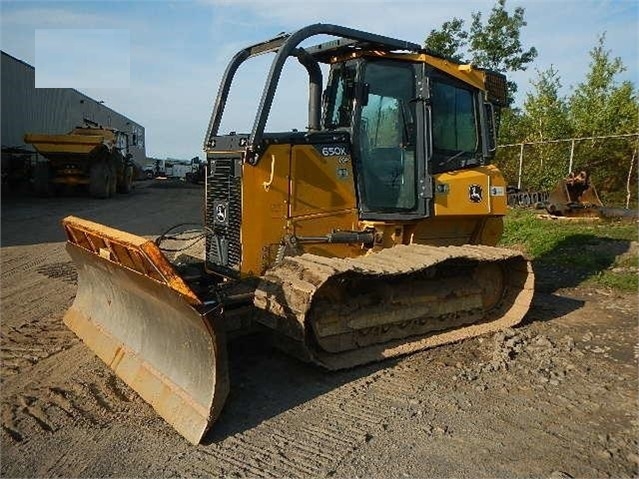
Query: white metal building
xmin=1 ymin=51 xmax=146 ymax=165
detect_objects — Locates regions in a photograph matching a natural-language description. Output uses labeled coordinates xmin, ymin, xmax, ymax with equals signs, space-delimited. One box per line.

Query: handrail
xmin=204 ymin=23 xmax=422 ymax=163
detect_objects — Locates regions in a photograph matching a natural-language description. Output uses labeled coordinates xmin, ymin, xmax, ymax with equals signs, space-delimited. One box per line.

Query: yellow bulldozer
xmin=61 ymin=24 xmax=534 ymax=444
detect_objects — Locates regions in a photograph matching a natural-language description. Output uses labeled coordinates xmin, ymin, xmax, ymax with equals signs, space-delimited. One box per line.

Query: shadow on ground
xmin=202 ymin=234 xmax=634 ymax=443
xmin=531 ymin=233 xmax=632 ymax=293
xmin=203 ymin=333 xmax=395 ymax=444
xmin=520 ymin=233 xmax=633 ymax=328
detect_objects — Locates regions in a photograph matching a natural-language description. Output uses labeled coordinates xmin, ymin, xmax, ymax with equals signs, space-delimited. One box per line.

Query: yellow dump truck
xmin=24 ymin=127 xmax=134 ymax=198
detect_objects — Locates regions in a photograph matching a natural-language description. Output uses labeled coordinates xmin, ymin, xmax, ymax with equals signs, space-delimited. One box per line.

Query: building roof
xmin=1 ymin=50 xmax=142 ymax=126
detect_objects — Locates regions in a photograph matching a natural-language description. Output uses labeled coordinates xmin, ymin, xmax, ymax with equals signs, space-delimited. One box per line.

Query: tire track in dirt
xmin=2 ymin=387 xmax=94 ymax=443
xmin=0 ymin=243 xmax=67 ymax=281
xmin=1 ymin=378 xmax=146 ymax=446
xmin=183 ymin=360 xmax=432 ymax=478
xmin=1 ymin=312 xmax=76 ymax=380
xmin=18 ymin=395 xmax=57 ymax=432
xmin=1 ymin=254 xmax=51 ymax=281
xmin=35 ymin=262 xmax=78 ymax=285
xmin=1 ymin=340 xmax=152 ymax=447
xmin=1 ymin=247 xmax=78 ymax=381
xmin=267 ymin=428 xmax=337 ymax=463
xmin=37 ymin=430 xmax=104 ymax=478
xmin=1 ymin=404 xmax=24 ymax=443
xmin=1 ymin=315 xmax=76 ymax=379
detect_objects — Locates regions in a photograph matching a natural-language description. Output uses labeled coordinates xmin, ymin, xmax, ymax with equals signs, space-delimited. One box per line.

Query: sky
xmin=35 ymin=29 xmax=131 ymax=88
xmin=1 ymin=0 xmax=637 ymax=160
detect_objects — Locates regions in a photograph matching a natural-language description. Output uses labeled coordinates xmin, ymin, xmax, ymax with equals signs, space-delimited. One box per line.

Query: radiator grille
xmin=205 ymin=156 xmax=241 ymax=272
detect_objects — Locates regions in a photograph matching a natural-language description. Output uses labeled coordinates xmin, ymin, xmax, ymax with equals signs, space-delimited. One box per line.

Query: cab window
xmin=430 ymin=79 xmax=479 ymax=173
xmin=357 ymin=60 xmax=417 ymax=213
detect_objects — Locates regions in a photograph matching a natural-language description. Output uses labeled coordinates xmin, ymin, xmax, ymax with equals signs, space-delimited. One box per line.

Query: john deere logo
xmin=215 ymin=203 xmax=228 ymax=224
xmin=469 ymin=184 xmax=483 ymax=203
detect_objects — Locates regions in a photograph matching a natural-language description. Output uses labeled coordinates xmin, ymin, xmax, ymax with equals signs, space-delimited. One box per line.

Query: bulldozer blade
xmin=62 ymin=216 xmax=229 ymax=444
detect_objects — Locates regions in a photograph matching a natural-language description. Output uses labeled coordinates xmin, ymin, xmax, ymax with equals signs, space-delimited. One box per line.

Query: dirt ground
xmin=1 ymin=183 xmax=637 ymax=478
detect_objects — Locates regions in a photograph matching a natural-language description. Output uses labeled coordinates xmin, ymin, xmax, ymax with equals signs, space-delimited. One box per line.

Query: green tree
xmin=518 ymin=67 xmax=571 ymax=188
xmin=498 ymin=107 xmax=526 ymax=144
xmin=423 ymin=0 xmax=537 ymax=102
xmin=568 ymin=34 xmax=639 ymax=202
xmin=468 ymin=0 xmax=538 ymax=100
xmin=424 ymin=18 xmax=468 ymax=62
xmin=570 ymin=34 xmax=638 ymax=137
xmin=522 ymin=66 xmax=570 ymax=142
xmin=468 ymin=0 xmax=538 ymax=72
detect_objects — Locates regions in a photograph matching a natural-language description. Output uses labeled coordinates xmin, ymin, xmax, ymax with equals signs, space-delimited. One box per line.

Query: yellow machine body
xmin=25 ymin=127 xmax=133 ymax=196
xmin=236 ymin=143 xmax=508 ymax=276
xmin=24 ymin=127 xmax=118 ymax=156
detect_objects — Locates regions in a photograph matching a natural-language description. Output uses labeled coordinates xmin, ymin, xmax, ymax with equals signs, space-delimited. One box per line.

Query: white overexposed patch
xmin=35 ymin=29 xmax=130 ymax=88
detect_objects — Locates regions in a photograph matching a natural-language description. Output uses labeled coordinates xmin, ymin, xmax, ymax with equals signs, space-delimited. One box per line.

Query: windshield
xmin=430 ymin=77 xmax=480 ymax=173
xmin=356 ymin=60 xmax=417 ymax=213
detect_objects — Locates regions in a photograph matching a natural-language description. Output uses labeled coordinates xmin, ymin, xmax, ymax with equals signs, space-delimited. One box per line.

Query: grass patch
xmin=588 ymin=270 xmax=638 ymax=292
xmin=500 ymin=208 xmax=638 ymax=293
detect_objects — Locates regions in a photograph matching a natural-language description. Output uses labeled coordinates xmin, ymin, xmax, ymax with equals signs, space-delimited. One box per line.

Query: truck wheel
xmin=89 ymin=161 xmax=110 ymax=199
xmin=33 ymin=162 xmax=53 ymax=197
xmin=118 ymin=165 xmax=134 ymax=193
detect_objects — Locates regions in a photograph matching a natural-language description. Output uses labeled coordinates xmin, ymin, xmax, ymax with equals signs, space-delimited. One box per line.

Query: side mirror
xmin=355 ymin=82 xmax=370 ymax=107
xmin=484 ymin=102 xmax=497 ymax=155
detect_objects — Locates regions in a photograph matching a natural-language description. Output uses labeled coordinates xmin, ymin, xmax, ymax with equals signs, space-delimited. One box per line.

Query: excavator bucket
xmin=546 ymin=171 xmax=603 ymax=217
xmin=62 ymin=216 xmax=229 ymax=444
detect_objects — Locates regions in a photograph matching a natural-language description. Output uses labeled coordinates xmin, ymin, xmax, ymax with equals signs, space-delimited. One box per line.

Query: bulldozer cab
xmin=205 ymin=24 xmax=505 ymax=223
xmin=324 ymin=57 xmax=500 ymax=220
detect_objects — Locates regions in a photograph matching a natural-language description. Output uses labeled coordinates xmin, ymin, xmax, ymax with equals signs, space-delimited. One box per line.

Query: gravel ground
xmin=1 ymin=182 xmax=637 ymax=478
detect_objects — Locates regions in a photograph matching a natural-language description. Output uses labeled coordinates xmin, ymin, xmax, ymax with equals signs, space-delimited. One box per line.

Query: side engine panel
xmin=205 ymin=154 xmax=243 ymax=276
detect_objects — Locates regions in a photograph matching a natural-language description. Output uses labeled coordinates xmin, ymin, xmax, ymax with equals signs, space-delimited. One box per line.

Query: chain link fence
xmin=497 ymin=133 xmax=639 ymax=208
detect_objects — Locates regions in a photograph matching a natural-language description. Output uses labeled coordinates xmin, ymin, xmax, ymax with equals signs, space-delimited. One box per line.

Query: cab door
xmin=353 ymin=59 xmax=431 ymax=221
